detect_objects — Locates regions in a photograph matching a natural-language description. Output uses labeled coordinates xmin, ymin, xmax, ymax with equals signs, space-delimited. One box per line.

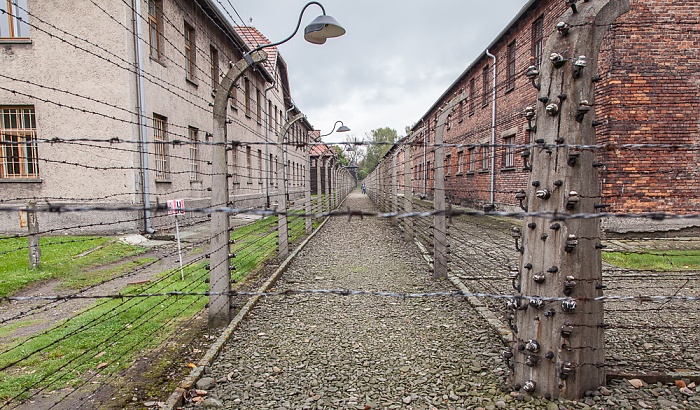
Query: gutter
xmin=486 ymin=49 xmax=497 ymax=209
xmin=132 ymin=0 xmax=154 ymax=234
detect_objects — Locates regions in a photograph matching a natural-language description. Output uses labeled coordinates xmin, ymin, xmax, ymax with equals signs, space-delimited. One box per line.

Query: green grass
xmin=58 ymin=257 xmax=160 ymax=291
xmin=0 ymin=236 xmax=147 ymax=298
xmin=0 ymin=216 xmax=321 ymax=401
xmin=0 ymin=262 xmax=209 ymax=401
xmin=602 ymin=250 xmax=700 ymax=271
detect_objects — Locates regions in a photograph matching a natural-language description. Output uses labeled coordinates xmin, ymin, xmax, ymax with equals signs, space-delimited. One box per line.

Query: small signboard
xmin=167 ymin=199 xmax=185 ymax=216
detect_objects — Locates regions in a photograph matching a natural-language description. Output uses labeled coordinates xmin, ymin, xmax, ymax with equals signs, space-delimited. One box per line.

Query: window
xmin=457 ymin=151 xmax=463 ymax=174
xmin=532 ymin=15 xmax=544 ymax=69
xmin=458 ymin=100 xmax=464 ymax=123
xmin=481 ymin=145 xmax=489 ymax=170
xmin=244 ymin=78 xmax=251 ymax=117
xmin=269 ymin=153 xmax=273 ymax=182
xmin=503 ymin=135 xmax=515 ymax=169
xmin=258 ymin=149 xmax=262 ymax=183
xmin=184 ymin=22 xmax=196 ymax=81
xmin=482 ymin=65 xmax=490 ymax=107
xmin=246 ymin=145 xmax=252 ymax=180
xmin=445 ymin=154 xmax=451 ymax=176
xmin=469 ymin=78 xmax=476 ymax=115
xmin=188 ymin=127 xmax=199 ymax=180
xmin=210 ymin=46 xmax=219 ymax=91
xmin=507 ymin=41 xmax=516 ymax=92
xmin=1 ymin=106 xmax=38 ymax=179
xmin=468 ymin=147 xmax=475 ymax=172
xmin=256 ymin=88 xmax=262 ymax=124
xmin=148 ymin=0 xmax=162 ymax=60
xmin=230 ymin=80 xmax=238 ymax=110
xmin=153 ymin=114 xmax=169 ymax=180
xmin=1 ymin=0 xmax=29 ymax=39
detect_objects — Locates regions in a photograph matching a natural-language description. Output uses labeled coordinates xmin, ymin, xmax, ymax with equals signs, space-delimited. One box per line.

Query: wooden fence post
xmin=510 ymin=0 xmax=629 ymax=399
xmin=27 ymin=201 xmax=40 ymax=268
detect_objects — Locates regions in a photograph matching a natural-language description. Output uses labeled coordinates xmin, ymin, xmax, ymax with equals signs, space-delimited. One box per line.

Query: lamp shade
xmin=304 ymin=15 xmax=346 ymax=44
xmin=337 ymin=125 xmax=351 ymax=132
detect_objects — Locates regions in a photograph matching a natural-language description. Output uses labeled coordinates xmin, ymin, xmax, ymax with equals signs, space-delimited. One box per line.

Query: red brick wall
xmin=409 ymin=0 xmax=699 ymax=214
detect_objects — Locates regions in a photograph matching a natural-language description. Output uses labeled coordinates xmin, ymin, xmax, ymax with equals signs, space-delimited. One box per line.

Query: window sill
xmin=465 ymin=171 xmax=475 ymax=176
xmin=155 ymin=179 xmax=172 ymax=183
xmin=478 ymin=170 xmax=490 ymax=174
xmin=455 ymin=172 xmax=463 ymax=176
xmin=186 ymin=77 xmax=199 ymax=87
xmin=190 ymin=179 xmax=202 ymax=184
xmin=149 ymin=55 xmax=166 ymax=67
xmin=0 ymin=177 xmax=42 ymax=183
xmin=501 ymin=167 xmax=516 ymax=172
xmin=0 ymin=38 xmax=32 ymax=45
xmin=505 ymin=86 xmax=515 ymax=94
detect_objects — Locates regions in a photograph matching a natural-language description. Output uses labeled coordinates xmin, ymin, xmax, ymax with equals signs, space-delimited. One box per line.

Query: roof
xmin=310 ymin=144 xmax=335 ymax=158
xmin=235 ymin=26 xmax=278 ymax=80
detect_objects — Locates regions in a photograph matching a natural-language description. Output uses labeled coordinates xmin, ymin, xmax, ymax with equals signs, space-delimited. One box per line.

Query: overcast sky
xmin=224 ymin=0 xmax=529 ymax=143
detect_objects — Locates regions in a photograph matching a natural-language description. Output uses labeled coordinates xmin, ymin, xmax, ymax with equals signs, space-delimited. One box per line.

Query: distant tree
xmin=358 ymin=127 xmax=398 ymax=178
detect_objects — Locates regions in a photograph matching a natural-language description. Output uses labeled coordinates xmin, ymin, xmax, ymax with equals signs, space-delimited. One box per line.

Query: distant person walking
xmin=361 ymin=183 xmax=366 ymax=195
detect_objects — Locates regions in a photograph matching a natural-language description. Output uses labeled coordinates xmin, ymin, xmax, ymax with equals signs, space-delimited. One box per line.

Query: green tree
xmin=359 ymin=127 xmax=398 ymax=179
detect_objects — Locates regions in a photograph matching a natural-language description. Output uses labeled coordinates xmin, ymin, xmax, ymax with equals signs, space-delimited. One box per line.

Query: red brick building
xmin=409 ymin=0 xmax=699 ymax=217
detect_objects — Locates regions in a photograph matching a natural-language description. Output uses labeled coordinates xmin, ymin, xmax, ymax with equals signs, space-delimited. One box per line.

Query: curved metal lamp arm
xmin=320 ymin=120 xmax=345 ymax=138
xmin=248 ymin=1 xmax=325 ymax=56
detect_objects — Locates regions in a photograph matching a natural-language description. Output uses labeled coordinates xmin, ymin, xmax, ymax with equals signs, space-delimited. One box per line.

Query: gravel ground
xmin=183 ymin=192 xmax=700 ymax=409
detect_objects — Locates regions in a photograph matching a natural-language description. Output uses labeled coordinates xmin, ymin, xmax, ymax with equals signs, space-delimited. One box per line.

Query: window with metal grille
xmin=481 ymin=145 xmax=489 ymax=170
xmin=188 ymin=127 xmax=199 ymax=181
xmin=532 ymin=16 xmax=544 ymax=69
xmin=1 ymin=0 xmax=29 ymax=39
xmin=1 ymin=106 xmax=38 ymax=179
xmin=153 ymin=114 xmax=169 ymax=180
xmin=148 ymin=0 xmax=162 ymax=59
xmin=503 ymin=135 xmax=515 ymax=168
xmin=468 ymin=147 xmax=475 ymax=172
xmin=457 ymin=151 xmax=463 ymax=174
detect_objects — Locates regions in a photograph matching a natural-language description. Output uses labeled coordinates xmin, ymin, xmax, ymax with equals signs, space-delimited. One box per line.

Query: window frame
xmin=188 ymin=126 xmax=199 ymax=181
xmin=184 ymin=21 xmax=196 ymax=82
xmin=469 ymin=78 xmax=476 ymax=116
xmin=1 ymin=0 xmax=30 ymax=41
xmin=0 ymin=106 xmax=39 ymax=180
xmin=502 ymin=135 xmax=516 ymax=169
xmin=532 ymin=15 xmax=544 ymax=69
xmin=482 ymin=65 xmax=490 ymax=108
xmin=467 ymin=147 xmax=475 ymax=173
xmin=153 ymin=114 xmax=170 ymax=181
xmin=507 ymin=41 xmax=516 ymax=92
xmin=210 ymin=45 xmax=219 ymax=91
xmin=457 ymin=151 xmax=463 ymax=175
xmin=148 ymin=0 xmax=162 ymax=60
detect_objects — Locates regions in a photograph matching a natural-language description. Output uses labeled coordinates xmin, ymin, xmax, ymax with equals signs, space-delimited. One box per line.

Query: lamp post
xmin=209 ymin=2 xmax=345 ymax=328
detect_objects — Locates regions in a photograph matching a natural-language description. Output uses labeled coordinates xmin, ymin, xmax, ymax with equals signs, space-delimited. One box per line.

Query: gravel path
xmin=183 ymin=192 xmax=700 ymax=409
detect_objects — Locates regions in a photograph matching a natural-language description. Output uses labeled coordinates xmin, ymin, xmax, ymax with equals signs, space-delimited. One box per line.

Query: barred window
xmin=532 ymin=15 xmax=544 ymax=69
xmin=1 ymin=0 xmax=29 ymax=39
xmin=507 ymin=41 xmax=516 ymax=91
xmin=1 ymin=106 xmax=38 ymax=179
xmin=188 ymin=127 xmax=199 ymax=181
xmin=503 ymin=135 xmax=515 ymax=168
xmin=153 ymin=114 xmax=169 ymax=180
xmin=210 ymin=46 xmax=219 ymax=91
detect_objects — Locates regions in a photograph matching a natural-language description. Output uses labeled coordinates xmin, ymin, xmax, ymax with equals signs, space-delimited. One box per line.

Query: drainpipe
xmin=264 ymin=83 xmax=275 ymax=208
xmin=132 ymin=0 xmax=154 ymax=234
xmin=486 ymin=49 xmax=497 ymax=209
